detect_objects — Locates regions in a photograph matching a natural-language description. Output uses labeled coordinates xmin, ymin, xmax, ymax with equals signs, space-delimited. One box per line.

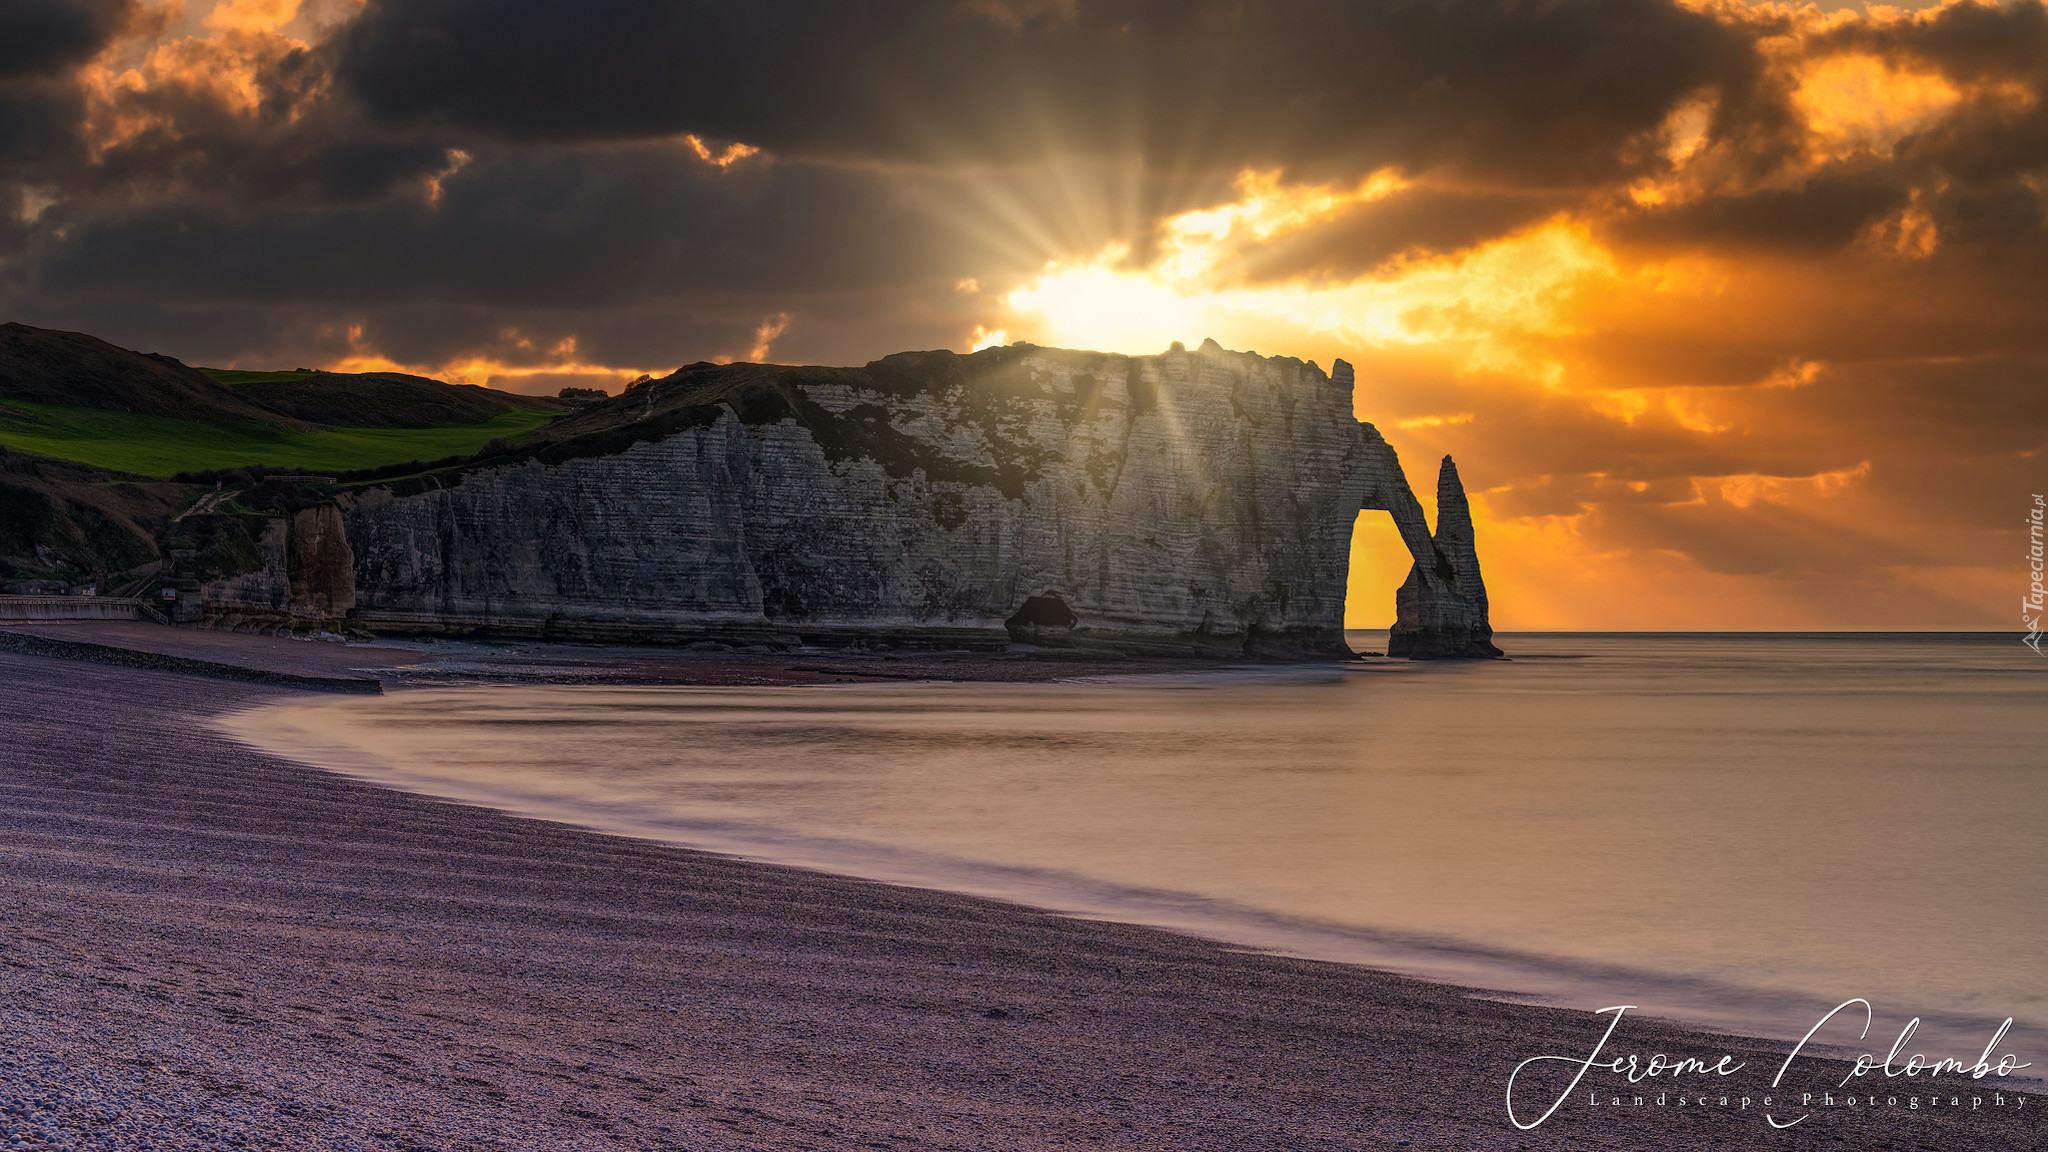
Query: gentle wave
xmin=215 ymin=633 xmax=2048 ymax=1065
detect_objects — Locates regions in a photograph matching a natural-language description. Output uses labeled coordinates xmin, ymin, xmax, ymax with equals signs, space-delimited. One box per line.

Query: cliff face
xmin=171 ymin=341 xmax=1497 ymax=659
xmin=337 ymin=341 xmax=1376 ymax=657
xmin=185 ymin=505 xmax=356 ymax=632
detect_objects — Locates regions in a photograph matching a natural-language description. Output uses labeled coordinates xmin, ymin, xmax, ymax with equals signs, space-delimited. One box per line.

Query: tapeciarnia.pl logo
xmin=2026 ymin=494 xmax=2044 ymax=655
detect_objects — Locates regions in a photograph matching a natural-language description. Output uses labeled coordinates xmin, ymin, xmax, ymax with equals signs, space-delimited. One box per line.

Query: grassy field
xmin=0 ymin=400 xmax=558 ymax=477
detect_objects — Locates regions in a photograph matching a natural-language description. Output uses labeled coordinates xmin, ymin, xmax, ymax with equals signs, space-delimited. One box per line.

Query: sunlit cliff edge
xmin=274 ymin=340 xmax=1497 ymax=658
xmin=12 ymin=337 xmax=1501 ymax=659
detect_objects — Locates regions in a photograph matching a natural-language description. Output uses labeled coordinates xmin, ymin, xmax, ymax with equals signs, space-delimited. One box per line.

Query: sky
xmin=2 ymin=0 xmax=2043 ymax=630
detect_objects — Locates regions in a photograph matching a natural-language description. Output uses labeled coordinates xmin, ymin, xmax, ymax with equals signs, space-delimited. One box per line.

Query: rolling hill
xmin=0 ymin=322 xmax=585 ymax=589
xmin=0 ymin=322 xmax=308 ymax=429
xmin=0 ymin=322 xmax=573 ymax=477
xmin=203 ymin=367 xmax=562 ymax=428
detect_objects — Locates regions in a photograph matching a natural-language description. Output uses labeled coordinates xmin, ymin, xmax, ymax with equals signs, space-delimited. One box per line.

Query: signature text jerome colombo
xmin=1506 ymin=999 xmax=2033 ymax=1131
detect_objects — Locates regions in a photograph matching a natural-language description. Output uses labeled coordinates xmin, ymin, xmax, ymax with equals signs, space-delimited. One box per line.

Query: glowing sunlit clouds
xmin=320 ymin=350 xmax=660 ymax=394
xmin=76 ymin=0 xmax=334 ymax=156
xmin=1623 ymin=94 xmax=1720 ymax=208
xmin=990 ymin=164 xmax=1415 ymax=358
xmin=1707 ymin=460 xmax=1872 ymax=509
xmin=996 ymin=200 xmax=1621 ymax=384
xmin=314 ymin=328 xmax=659 ymax=394
xmin=421 ymin=149 xmax=471 ymax=206
xmin=1002 ymin=250 xmax=1204 ymax=355
xmin=1793 ymin=53 xmax=1961 ymax=158
xmin=682 ymin=135 xmax=761 ymax=168
xmin=1863 ymin=197 xmax=1940 ymax=258
xmin=746 ymin=313 xmax=792 ymax=362
xmin=1153 ymin=168 xmax=1410 ymax=282
xmin=1394 ymin=413 xmax=1476 ymax=430
xmin=202 ymin=0 xmax=307 ymax=34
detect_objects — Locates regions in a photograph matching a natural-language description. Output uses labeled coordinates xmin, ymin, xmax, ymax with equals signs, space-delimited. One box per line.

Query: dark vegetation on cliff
xmin=0 ymin=446 xmax=195 ymax=591
xmin=0 ymin=402 xmax=560 ymax=478
xmin=203 ymin=367 xmax=564 ymax=428
xmin=335 ymin=345 xmax=1213 ymax=501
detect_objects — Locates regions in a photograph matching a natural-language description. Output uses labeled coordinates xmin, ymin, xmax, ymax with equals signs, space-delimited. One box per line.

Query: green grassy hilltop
xmin=0 ymin=399 xmax=558 ymax=477
xmin=0 ymin=321 xmax=592 ymax=590
xmin=0 ymin=323 xmax=574 ymax=477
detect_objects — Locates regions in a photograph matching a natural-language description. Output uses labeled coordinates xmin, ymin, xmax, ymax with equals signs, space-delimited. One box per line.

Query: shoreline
xmin=213 ymin=680 xmax=2035 ymax=1064
xmin=3 ymin=639 xmax=2042 ymax=1150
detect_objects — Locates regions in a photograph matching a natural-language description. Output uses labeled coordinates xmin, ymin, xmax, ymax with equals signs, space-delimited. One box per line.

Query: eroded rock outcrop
xmin=1385 ymin=456 xmax=1501 ymax=659
xmin=179 ymin=505 xmax=356 ymax=633
xmin=1351 ymin=416 xmax=1501 ymax=658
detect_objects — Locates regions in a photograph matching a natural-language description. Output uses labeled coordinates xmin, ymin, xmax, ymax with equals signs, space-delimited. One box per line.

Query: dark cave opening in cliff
xmin=1005 ymin=594 xmax=1078 ymax=640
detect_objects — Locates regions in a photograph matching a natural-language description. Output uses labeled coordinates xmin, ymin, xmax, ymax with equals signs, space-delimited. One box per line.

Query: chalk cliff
xmin=183 ymin=341 xmax=1498 ymax=659
xmin=338 ymin=342 xmax=1359 ymax=656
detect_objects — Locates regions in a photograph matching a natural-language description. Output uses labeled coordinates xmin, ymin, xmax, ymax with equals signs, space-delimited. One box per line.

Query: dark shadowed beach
xmin=2 ymin=636 xmax=2040 ymax=1152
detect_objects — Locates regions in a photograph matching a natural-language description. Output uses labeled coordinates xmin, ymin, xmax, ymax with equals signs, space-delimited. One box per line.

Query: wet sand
xmin=1 ymin=641 xmax=2039 ymax=1151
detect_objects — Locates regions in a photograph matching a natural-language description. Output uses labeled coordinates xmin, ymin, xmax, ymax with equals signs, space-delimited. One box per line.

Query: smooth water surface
xmin=218 ymin=633 xmax=2047 ymax=1056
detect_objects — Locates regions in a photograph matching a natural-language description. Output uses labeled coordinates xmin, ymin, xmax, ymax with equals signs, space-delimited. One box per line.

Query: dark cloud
xmin=0 ymin=1 xmax=133 ymax=177
xmin=1230 ymin=186 xmax=1573 ymax=284
xmin=37 ymin=144 xmax=976 ymax=307
xmin=1612 ymin=165 xmax=1912 ymax=254
xmin=0 ymin=78 xmax=86 ymax=173
xmin=1819 ymin=0 xmax=2048 ymax=83
xmin=337 ymin=0 xmax=1749 ymax=186
xmin=0 ymin=0 xmax=130 ymax=80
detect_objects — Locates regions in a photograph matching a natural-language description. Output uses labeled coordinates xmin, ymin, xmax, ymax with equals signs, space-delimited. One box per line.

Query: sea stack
xmin=1386 ymin=456 xmax=1502 ymax=659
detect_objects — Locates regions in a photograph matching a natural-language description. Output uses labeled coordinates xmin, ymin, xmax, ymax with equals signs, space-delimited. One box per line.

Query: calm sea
xmin=218 ymin=633 xmax=2046 ymax=1061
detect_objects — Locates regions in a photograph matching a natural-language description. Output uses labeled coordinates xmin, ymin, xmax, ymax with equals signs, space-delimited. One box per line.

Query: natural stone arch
xmin=1352 ymin=412 xmax=1501 ymax=659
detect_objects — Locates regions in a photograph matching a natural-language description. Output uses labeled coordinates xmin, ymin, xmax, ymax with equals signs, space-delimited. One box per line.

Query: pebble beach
xmin=2 ymin=635 xmax=2040 ymax=1151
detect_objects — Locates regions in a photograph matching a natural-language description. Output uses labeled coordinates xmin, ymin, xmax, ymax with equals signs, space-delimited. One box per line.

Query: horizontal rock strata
xmin=177 ymin=342 xmax=1501 ymax=659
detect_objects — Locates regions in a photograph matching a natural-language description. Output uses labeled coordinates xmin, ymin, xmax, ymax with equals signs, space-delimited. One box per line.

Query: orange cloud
xmin=77 ymin=1 xmax=328 ymax=156
xmin=682 ymin=135 xmax=761 ymax=168
xmin=287 ymin=328 xmax=663 ymax=396
xmin=746 ymin=313 xmax=792 ymax=362
xmin=965 ymin=0 xmax=2046 ymax=633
